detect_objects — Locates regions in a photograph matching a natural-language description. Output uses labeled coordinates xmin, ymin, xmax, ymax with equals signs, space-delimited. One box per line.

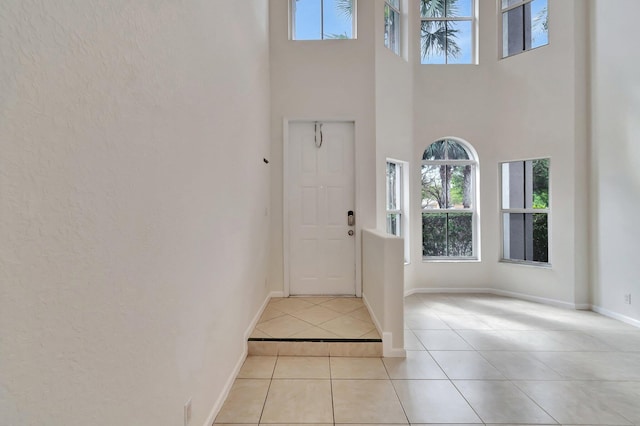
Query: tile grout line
xmin=434 ymin=316 xmax=560 ymax=424
xmin=255 ymin=355 xmax=278 ymax=425
xmin=258 ymin=298 xmax=375 ymax=340
xmin=328 ymin=355 xmax=336 ymax=425
xmin=509 ymin=379 xmax=562 ymax=425
xmin=381 ymin=354 xmax=411 ymax=425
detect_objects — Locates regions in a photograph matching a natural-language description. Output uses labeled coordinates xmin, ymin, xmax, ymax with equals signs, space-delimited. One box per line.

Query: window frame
xmin=499 ymin=0 xmax=549 ymax=59
xmin=290 ymin=0 xmax=358 ymax=41
xmin=384 ymin=0 xmax=401 ymax=56
xmin=386 ymin=159 xmax=410 ymax=264
xmin=499 ymin=157 xmax=551 ymax=267
xmin=421 ymin=139 xmax=479 ymax=261
xmin=420 ymin=0 xmax=477 ymax=65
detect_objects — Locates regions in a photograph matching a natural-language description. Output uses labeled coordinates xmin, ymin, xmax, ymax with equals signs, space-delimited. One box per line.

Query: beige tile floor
xmin=250 ymin=297 xmax=381 ymax=340
xmin=216 ymin=293 xmax=640 ymax=425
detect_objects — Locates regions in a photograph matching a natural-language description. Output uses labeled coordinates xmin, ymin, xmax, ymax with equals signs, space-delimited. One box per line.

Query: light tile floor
xmin=251 ymin=297 xmax=380 ymax=339
xmin=216 ymin=293 xmax=640 ymax=425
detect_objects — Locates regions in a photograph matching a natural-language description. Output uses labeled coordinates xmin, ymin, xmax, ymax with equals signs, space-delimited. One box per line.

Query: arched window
xmin=421 ymin=138 xmax=478 ymax=259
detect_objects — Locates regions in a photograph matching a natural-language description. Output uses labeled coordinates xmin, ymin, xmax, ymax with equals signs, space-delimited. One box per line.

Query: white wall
xmin=0 ymin=1 xmax=271 ymax=425
xmin=268 ymin=0 xmax=377 ymax=294
xmin=590 ymin=0 xmax=640 ymax=322
xmin=269 ymin=1 xmax=593 ymax=308
xmin=373 ymin=0 xmax=415 ymax=277
xmin=408 ymin=0 xmax=590 ymax=307
xmin=362 ymin=229 xmax=405 ymax=357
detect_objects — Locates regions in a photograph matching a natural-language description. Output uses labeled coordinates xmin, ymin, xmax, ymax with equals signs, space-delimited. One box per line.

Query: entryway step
xmin=248 ymin=338 xmax=382 ymax=357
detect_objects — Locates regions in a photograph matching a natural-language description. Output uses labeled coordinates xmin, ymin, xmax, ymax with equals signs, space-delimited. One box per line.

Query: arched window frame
xmin=421 ymin=138 xmax=479 ymax=260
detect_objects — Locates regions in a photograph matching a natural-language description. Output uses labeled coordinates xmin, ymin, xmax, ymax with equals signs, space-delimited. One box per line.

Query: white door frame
xmin=283 ymin=117 xmax=362 ymax=297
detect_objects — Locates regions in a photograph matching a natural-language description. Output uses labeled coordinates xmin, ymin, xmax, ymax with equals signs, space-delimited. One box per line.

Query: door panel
xmin=288 ymin=122 xmax=355 ymax=296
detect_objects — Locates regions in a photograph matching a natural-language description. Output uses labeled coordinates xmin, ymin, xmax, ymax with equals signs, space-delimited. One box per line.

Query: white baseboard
xmin=490 ymin=289 xmax=580 ymax=310
xmin=203 ymin=344 xmax=246 ymax=426
xmin=405 ymin=288 xmax=492 ymax=297
xmin=382 ymin=331 xmax=407 ymax=358
xmin=574 ymin=303 xmax=592 ymax=311
xmin=203 ymin=291 xmax=278 ymax=426
xmin=406 ymin=287 xmax=582 ymax=310
xmin=361 ymin=294 xmax=383 ymax=337
xmin=362 ymin=295 xmax=406 ymax=358
xmin=592 ymin=305 xmax=640 ymax=329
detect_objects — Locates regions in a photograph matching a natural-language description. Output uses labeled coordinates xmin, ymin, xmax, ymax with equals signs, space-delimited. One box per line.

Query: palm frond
xmin=335 ymin=0 xmax=353 ymax=19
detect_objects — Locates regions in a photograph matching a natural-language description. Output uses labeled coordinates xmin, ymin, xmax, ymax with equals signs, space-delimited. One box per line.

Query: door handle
xmin=347 ymin=210 xmax=355 ymax=226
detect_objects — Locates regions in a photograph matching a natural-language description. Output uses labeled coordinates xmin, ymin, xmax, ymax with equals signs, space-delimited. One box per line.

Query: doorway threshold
xmin=248 ymin=296 xmax=382 ymax=357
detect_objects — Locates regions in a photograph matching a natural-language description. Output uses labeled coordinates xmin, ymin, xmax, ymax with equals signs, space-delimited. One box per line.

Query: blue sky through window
xmin=421 ymin=0 xmax=474 ymax=64
xmin=531 ymin=0 xmax=548 ymax=48
xmin=294 ymin=0 xmax=353 ymax=40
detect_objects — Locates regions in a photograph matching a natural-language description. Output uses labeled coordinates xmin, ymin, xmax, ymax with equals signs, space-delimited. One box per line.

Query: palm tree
xmin=422 ymin=141 xmax=449 ymax=208
xmin=335 ymin=0 xmax=353 ymax=18
xmin=327 ymin=0 xmax=462 ymax=62
xmin=422 ymin=140 xmax=471 ymax=209
xmin=324 ymin=0 xmax=353 ymax=39
xmin=420 ymin=0 xmax=463 ymax=62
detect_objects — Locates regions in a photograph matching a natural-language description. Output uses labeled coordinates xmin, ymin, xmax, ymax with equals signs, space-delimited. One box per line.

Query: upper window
xmin=420 ymin=0 xmax=476 ymax=64
xmin=501 ymin=159 xmax=550 ymax=265
xmin=386 ymin=160 xmax=410 ymax=263
xmin=501 ymin=0 xmax=548 ymax=58
xmin=421 ymin=139 xmax=478 ymax=259
xmin=291 ymin=0 xmax=356 ymax=40
xmin=385 ymin=0 xmax=401 ymax=55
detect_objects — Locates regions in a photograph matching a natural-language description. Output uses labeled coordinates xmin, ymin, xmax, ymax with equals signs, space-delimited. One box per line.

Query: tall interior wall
xmin=0 ymin=1 xmax=272 ymax=425
xmin=374 ymin=0 xmax=414 ymax=234
xmin=406 ymin=0 xmax=590 ymax=308
xmin=590 ymin=0 xmax=640 ymax=323
xmin=270 ymin=0 xmax=598 ymax=310
xmin=268 ymin=0 xmax=377 ymax=295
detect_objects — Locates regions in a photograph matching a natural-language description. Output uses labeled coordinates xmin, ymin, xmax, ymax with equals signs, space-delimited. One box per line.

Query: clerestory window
xmin=501 ymin=0 xmax=548 ymax=58
xmin=385 ymin=0 xmax=401 ymax=55
xmin=421 ymin=139 xmax=478 ymax=260
xmin=291 ymin=0 xmax=356 ymax=40
xmin=420 ymin=0 xmax=477 ymax=64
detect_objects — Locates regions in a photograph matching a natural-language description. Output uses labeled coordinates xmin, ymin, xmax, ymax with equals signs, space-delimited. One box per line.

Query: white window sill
xmin=422 ymin=257 xmax=479 ymax=263
xmin=499 ymin=259 xmax=552 ymax=269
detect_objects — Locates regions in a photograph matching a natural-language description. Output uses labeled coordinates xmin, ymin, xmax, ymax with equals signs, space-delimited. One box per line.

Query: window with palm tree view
xmin=385 ymin=0 xmax=401 ymax=55
xmin=501 ymin=0 xmax=548 ymax=58
xmin=501 ymin=159 xmax=549 ymax=264
xmin=422 ymin=139 xmax=478 ymax=259
xmin=291 ymin=0 xmax=355 ymax=40
xmin=386 ymin=160 xmax=409 ymax=263
xmin=420 ymin=0 xmax=476 ymax=64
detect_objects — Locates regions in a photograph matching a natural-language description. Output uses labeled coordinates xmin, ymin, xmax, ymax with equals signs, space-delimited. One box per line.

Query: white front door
xmin=288 ymin=121 xmax=356 ymax=296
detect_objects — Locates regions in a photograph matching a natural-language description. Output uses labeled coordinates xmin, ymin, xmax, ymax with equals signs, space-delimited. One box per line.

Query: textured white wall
xmin=590 ymin=0 xmax=640 ymax=322
xmin=0 ymin=1 xmax=271 ymax=425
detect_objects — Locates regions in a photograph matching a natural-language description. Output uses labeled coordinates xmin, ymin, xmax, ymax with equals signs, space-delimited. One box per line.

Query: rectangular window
xmin=420 ymin=0 xmax=476 ymax=64
xmin=386 ymin=160 xmax=410 ymax=263
xmin=501 ymin=158 xmax=550 ymax=264
xmin=292 ymin=0 xmax=356 ymax=40
xmin=385 ymin=0 xmax=401 ymax=55
xmin=501 ymin=0 xmax=548 ymax=58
